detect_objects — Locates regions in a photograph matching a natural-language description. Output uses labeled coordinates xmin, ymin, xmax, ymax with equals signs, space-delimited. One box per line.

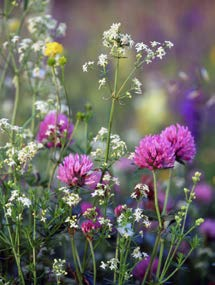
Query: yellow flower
xmin=44 ymin=42 xmax=63 ymax=57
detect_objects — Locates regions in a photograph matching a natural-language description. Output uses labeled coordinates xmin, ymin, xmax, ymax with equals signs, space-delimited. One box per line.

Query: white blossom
xmin=82 ymin=61 xmax=94 ymax=72
xmin=98 ymin=78 xmax=106 ymax=89
xmin=97 ymin=54 xmax=108 ymax=67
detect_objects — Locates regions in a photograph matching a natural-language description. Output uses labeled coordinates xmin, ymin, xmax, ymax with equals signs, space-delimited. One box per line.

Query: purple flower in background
xmin=179 ymin=88 xmax=204 ymax=141
xmin=37 ymin=111 xmax=74 ymax=148
xmin=133 ymin=256 xmax=159 ymax=281
xmin=195 ymin=182 xmax=213 ymax=203
xmin=134 ymin=135 xmax=175 ymax=170
xmin=161 ymin=124 xmax=196 ymax=163
xmin=199 ymin=219 xmax=215 ymax=240
xmin=57 ymin=154 xmax=96 ymax=187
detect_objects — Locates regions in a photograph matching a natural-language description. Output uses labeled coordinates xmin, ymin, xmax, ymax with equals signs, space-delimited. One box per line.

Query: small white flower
xmin=100 ymin=261 xmax=107 ymax=270
xmin=135 ymin=42 xmax=148 ymax=52
xmin=164 ymin=40 xmax=174 ymax=48
xmin=82 ymin=61 xmax=94 ymax=72
xmin=62 ymin=192 xmax=81 ymax=207
xmin=150 ymin=41 xmax=160 ymax=47
xmin=11 ymin=35 xmax=20 ymax=44
xmin=65 ymin=216 xmax=79 ymax=229
xmin=98 ymin=54 xmax=108 ymax=67
xmin=17 ymin=196 xmax=32 ymax=208
xmin=98 ymin=78 xmax=106 ymax=89
xmin=134 ymin=208 xmax=143 ymax=222
xmin=156 ymin=46 xmax=166 ymax=59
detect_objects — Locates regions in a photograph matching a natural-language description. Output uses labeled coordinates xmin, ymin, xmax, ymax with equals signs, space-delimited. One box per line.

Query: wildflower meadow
xmin=0 ymin=1 xmax=214 ymax=285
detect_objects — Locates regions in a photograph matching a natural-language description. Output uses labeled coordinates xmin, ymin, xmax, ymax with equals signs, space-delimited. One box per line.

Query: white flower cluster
xmin=18 ymin=141 xmax=43 ymax=167
xmin=100 ymin=258 xmax=119 ymax=271
xmin=0 ymin=118 xmax=22 ymax=133
xmin=91 ymin=127 xmax=127 ymax=161
xmin=97 ymin=54 xmax=108 ymax=67
xmin=28 ymin=15 xmax=66 ymax=38
xmin=131 ymin=247 xmax=148 ymax=260
xmin=52 ymin=258 xmax=67 ymax=277
xmin=131 ymin=183 xmax=150 ymax=199
xmin=61 ymin=190 xmax=81 ymax=207
xmin=91 ymin=182 xmax=114 ymax=205
xmin=5 ymin=190 xmax=31 ymax=218
xmin=103 ymin=23 xmax=134 ymax=56
xmin=82 ymin=61 xmax=94 ymax=72
xmin=83 ymin=207 xmax=98 ymax=220
xmin=65 ymin=216 xmax=79 ymax=229
xmin=135 ymin=40 xmax=174 ymax=64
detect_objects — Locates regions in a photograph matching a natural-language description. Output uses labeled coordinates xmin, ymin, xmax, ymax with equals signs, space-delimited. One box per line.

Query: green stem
xmin=115 ymin=66 xmax=136 ymax=99
xmin=113 ymin=233 xmax=120 ymax=284
xmin=104 ymin=56 xmax=119 ymax=164
xmin=51 ymin=67 xmax=61 ymax=113
xmin=161 ymin=248 xmax=193 ymax=283
xmin=11 ymin=75 xmax=20 ymax=138
xmin=82 ymin=240 xmax=88 ymax=271
xmin=156 ymin=238 xmax=164 ymax=279
xmin=71 ymin=237 xmax=83 ymax=285
xmin=141 ymin=231 xmax=161 ymax=285
xmin=118 ymin=238 xmax=131 ymax=285
xmin=4 ymin=210 xmax=25 ymax=285
xmin=88 ymin=239 xmax=96 ymax=285
xmin=152 ymin=170 xmax=162 ymax=229
xmin=33 ymin=212 xmax=37 ymax=285
xmin=48 ymin=118 xmax=80 ymax=189
xmin=61 ymin=67 xmax=71 ymax=119
xmin=162 ymin=168 xmax=173 ymax=216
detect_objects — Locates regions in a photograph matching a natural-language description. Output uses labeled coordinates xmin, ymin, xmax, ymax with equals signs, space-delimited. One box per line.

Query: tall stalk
xmin=104 ymin=57 xmax=119 ymax=164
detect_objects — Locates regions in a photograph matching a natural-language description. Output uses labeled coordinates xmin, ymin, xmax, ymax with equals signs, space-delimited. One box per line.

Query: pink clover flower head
xmin=81 ymin=220 xmax=101 ymax=238
xmin=199 ymin=218 xmax=215 ymax=240
xmin=134 ymin=135 xmax=175 ymax=170
xmin=133 ymin=256 xmax=159 ymax=281
xmin=37 ymin=111 xmax=74 ymax=148
xmin=161 ymin=124 xmax=196 ymax=163
xmin=194 ymin=183 xmax=213 ymax=203
xmin=114 ymin=204 xmax=126 ymax=217
xmin=57 ymin=154 xmax=95 ymax=187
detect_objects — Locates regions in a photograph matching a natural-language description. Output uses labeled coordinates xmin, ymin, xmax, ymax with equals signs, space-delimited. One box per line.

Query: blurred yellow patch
xmin=134 ymin=87 xmax=171 ymax=134
xmin=8 ymin=18 xmax=20 ymax=32
xmin=44 ymin=42 xmax=63 ymax=57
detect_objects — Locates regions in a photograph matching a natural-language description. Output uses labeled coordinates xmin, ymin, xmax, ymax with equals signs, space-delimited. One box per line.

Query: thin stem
xmin=4 ymin=210 xmax=25 ymax=285
xmin=152 ymin=170 xmax=162 ymax=229
xmin=82 ymin=240 xmax=88 ymax=271
xmin=61 ymin=67 xmax=71 ymax=119
xmin=88 ymin=239 xmax=96 ymax=285
xmin=141 ymin=232 xmax=161 ymax=285
xmin=115 ymin=66 xmax=136 ymax=99
xmin=11 ymin=75 xmax=20 ymax=137
xmin=32 ymin=212 xmax=37 ymax=285
xmin=156 ymin=238 xmax=164 ymax=279
xmin=162 ymin=168 xmax=173 ymax=216
xmin=48 ymin=118 xmax=80 ymax=189
xmin=113 ymin=233 xmax=120 ymax=284
xmin=104 ymin=56 xmax=119 ymax=164
xmin=161 ymin=248 xmax=193 ymax=283
xmin=51 ymin=67 xmax=61 ymax=113
xmin=71 ymin=237 xmax=83 ymax=285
